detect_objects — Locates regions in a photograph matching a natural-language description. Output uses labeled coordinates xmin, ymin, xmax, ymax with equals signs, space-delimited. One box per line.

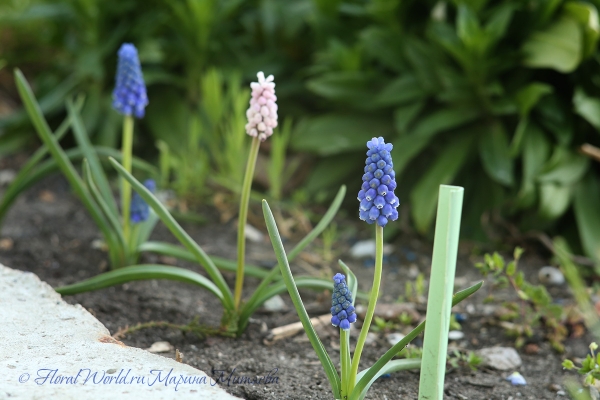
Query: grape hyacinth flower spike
xmin=234 ymin=72 xmax=279 ymax=310
xmin=130 ymin=179 xmax=156 ymax=224
xmin=112 ymin=43 xmax=148 ymax=241
xmin=245 ymin=72 xmax=278 ymax=142
xmin=330 ymin=273 xmax=356 ymax=330
xmin=112 ymin=43 xmax=148 ymax=119
xmin=358 ymin=137 xmax=400 ymax=227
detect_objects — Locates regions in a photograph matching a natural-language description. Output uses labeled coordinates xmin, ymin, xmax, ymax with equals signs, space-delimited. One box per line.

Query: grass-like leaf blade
xmin=109 ymin=157 xmax=234 ymax=309
xmin=55 ymin=264 xmax=224 ymax=302
xmin=349 ymin=281 xmax=483 ymax=400
xmin=262 ymin=199 xmax=341 ymax=397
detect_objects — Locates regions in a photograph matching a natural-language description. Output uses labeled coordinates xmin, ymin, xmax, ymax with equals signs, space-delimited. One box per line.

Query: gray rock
xmin=538 ymin=266 xmax=565 ymax=286
xmin=263 ymin=294 xmax=287 ymax=312
xmin=350 ymin=240 xmax=393 ymax=259
xmin=0 ymin=264 xmax=241 ymax=399
xmin=477 ymin=347 xmax=522 ymax=370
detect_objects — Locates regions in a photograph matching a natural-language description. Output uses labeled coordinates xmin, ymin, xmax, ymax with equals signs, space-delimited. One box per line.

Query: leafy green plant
xmin=564 ymin=342 xmax=600 ymax=385
xmin=293 ymin=0 xmax=600 ymax=262
xmin=262 ymin=136 xmax=482 ymax=399
xmin=448 ymin=350 xmax=482 ymax=371
xmin=263 ymin=198 xmax=482 ymax=399
xmin=14 ymin=65 xmax=347 ymax=336
xmin=13 ymin=69 xmax=158 ymax=269
xmin=476 ymin=247 xmax=568 ymax=351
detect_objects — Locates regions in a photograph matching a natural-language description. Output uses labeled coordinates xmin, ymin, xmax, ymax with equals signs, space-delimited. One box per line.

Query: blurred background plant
xmin=1 ymin=0 xmax=600 ymax=264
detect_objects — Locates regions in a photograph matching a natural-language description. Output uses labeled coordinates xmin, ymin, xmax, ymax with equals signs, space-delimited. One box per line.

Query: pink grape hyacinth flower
xmin=245 ymin=72 xmax=278 ymax=141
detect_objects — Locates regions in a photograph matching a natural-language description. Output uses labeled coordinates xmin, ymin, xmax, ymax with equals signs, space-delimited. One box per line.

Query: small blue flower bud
xmin=360 ymin=199 xmax=373 ymax=212
xmin=374 ymin=195 xmax=385 ymax=209
xmin=330 ymin=273 xmax=356 ymax=331
xmin=112 ymin=43 xmax=148 ymax=118
xmin=369 ymin=178 xmax=380 ymax=188
xmin=359 ymin=210 xmax=370 ymax=221
xmin=369 ymin=206 xmax=379 ymax=220
xmin=130 ymin=179 xmax=156 ymax=223
xmin=365 ymin=188 xmax=377 ymax=201
xmin=377 ymin=216 xmax=388 ymax=227
xmin=358 ymin=190 xmax=366 ymax=201
xmin=382 ymin=204 xmax=393 ymax=217
xmin=374 ymin=169 xmax=384 ymax=179
xmin=362 ymin=182 xmax=370 ymax=191
xmin=377 ymin=185 xmax=388 ymax=196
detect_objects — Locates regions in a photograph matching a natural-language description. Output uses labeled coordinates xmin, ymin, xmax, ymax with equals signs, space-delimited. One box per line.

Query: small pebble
xmin=0 ymin=169 xmax=16 ymax=186
xmin=548 ymin=383 xmax=562 ymax=392
xmin=365 ymin=332 xmax=378 ymax=346
xmin=263 ymin=295 xmax=286 ymax=312
xmin=245 ymin=224 xmax=264 ymax=243
xmin=506 ymin=371 xmax=526 ymax=386
xmin=538 ymin=266 xmax=565 ymax=285
xmin=386 ymin=332 xmax=405 ymax=346
xmin=477 ymin=347 xmax=522 ymax=370
xmin=454 ymin=313 xmax=467 ymax=323
xmin=146 ymin=341 xmax=173 ymax=353
xmin=350 ymin=240 xmax=393 ymax=259
xmin=448 ymin=331 xmax=464 ymax=341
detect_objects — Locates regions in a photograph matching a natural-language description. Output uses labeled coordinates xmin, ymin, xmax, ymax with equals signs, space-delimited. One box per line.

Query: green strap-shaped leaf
xmin=0 ymin=146 xmax=156 ymax=228
xmin=67 ymin=98 xmax=118 ymax=215
xmin=82 ymin=160 xmax=127 ymax=255
xmin=410 ymin=133 xmax=474 ymax=233
xmin=13 ymin=69 xmax=118 ymax=262
xmin=108 ymin=157 xmax=234 ymax=310
xmin=349 ymin=281 xmax=483 ymax=400
xmin=0 ymin=102 xmax=79 ymax=226
xmin=287 ymin=185 xmax=346 ymax=262
xmin=138 ymin=241 xmax=270 ymax=278
xmin=263 ymin=199 xmax=341 ymax=397
xmin=574 ymin=173 xmax=600 ymax=263
xmin=56 ymin=264 xmax=224 ymax=302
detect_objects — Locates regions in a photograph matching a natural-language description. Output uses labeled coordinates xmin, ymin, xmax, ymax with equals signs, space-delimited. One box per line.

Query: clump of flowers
xmin=112 ymin=43 xmax=148 ymax=118
xmin=331 ymin=273 xmax=357 ymax=330
xmin=130 ymin=179 xmax=156 ymax=223
xmin=358 ymin=137 xmax=399 ymax=227
xmin=245 ymin=72 xmax=278 ymax=142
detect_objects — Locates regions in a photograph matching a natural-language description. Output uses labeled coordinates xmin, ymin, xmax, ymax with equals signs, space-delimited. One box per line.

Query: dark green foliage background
xmin=1 ymin=0 xmax=599 ymax=261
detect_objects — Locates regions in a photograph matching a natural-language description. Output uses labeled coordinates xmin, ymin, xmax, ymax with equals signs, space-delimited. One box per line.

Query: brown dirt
xmin=0 ymin=171 xmax=592 ymax=400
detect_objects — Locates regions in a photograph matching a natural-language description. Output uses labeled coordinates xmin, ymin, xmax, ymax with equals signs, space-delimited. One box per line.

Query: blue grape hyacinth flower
xmin=331 ymin=273 xmax=357 ymax=330
xmin=112 ymin=43 xmax=148 ymax=118
xmin=358 ymin=137 xmax=400 ymax=227
xmin=130 ymin=179 xmax=156 ymax=224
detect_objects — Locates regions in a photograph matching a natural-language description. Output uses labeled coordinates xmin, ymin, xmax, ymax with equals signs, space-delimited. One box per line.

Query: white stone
xmin=448 ymin=331 xmax=464 ymax=341
xmin=477 ymin=346 xmax=522 ymax=371
xmin=0 ymin=264 xmax=241 ymax=400
xmin=262 ymin=294 xmax=286 ymax=312
xmin=365 ymin=332 xmax=378 ymax=346
xmin=146 ymin=341 xmax=173 ymax=353
xmin=386 ymin=332 xmax=405 ymax=346
xmin=538 ymin=266 xmax=565 ymax=286
xmin=0 ymin=169 xmax=16 ymax=186
xmin=350 ymin=240 xmax=393 ymax=259
xmin=244 ymin=224 xmax=264 ymax=243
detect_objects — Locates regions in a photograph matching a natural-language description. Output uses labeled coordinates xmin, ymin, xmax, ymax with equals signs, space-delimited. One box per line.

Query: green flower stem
xmin=348 ymin=225 xmax=384 ymax=391
xmin=121 ymin=115 xmax=134 ymax=241
xmin=340 ymin=329 xmax=351 ymax=399
xmin=234 ymin=136 xmax=261 ymax=310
